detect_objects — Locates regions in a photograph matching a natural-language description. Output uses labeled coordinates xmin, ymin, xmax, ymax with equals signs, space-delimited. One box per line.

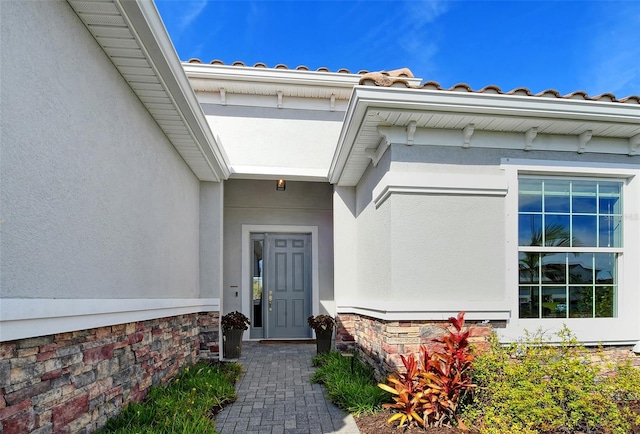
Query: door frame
xmin=241 ymin=224 xmax=319 ymax=340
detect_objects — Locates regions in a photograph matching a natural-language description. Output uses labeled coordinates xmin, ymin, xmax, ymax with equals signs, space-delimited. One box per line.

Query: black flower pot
xmin=315 ymin=328 xmax=333 ymax=354
xmin=223 ymin=328 xmax=244 ymax=359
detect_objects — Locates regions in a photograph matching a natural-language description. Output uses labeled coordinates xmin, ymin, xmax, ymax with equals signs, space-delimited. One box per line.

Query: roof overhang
xmin=329 ymin=86 xmax=640 ymax=186
xmin=66 ymin=0 xmax=230 ymax=182
xmin=183 ymin=63 xmax=423 ymax=101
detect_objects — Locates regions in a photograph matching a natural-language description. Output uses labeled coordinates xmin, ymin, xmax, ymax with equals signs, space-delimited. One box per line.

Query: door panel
xmin=265 ymin=234 xmax=311 ymax=338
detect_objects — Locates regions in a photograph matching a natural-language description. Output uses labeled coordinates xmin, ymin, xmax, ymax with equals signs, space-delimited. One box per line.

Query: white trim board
xmin=336 ymin=300 xmax=511 ymax=321
xmin=241 ymin=224 xmax=320 ymax=340
xmin=0 ymin=298 xmax=220 ymax=342
xmin=373 ymin=171 xmax=508 ymax=208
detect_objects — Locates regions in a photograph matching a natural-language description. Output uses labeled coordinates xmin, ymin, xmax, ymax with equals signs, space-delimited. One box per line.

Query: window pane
xmin=569 ymin=253 xmax=594 ymax=284
xmin=572 ymin=181 xmax=597 ymax=214
xmin=599 ymin=182 xmax=622 ymax=215
xmin=542 ymin=287 xmax=567 ymax=318
xmin=541 ymin=253 xmax=566 ymax=283
xmin=572 ymin=215 xmax=597 ymax=247
xmin=517 ymin=178 xmax=621 ymax=320
xmin=595 ymin=253 xmax=616 ymax=284
xmin=599 ymin=196 xmax=621 ymax=215
xmin=519 ymin=214 xmax=542 ymax=246
xmin=595 ymin=286 xmax=615 ymax=317
xmin=544 ymin=180 xmax=571 ymax=213
xmin=519 ymin=286 xmax=539 ymax=318
xmin=599 ymin=215 xmax=622 ymax=247
xmin=519 ymin=179 xmax=543 ymax=212
xmin=544 ymin=215 xmax=570 ymax=246
xmin=569 ymin=286 xmax=593 ymax=318
xmin=519 ymin=252 xmax=540 ymax=284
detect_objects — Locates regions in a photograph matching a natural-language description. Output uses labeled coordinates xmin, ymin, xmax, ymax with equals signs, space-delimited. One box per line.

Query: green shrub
xmin=464 ymin=326 xmax=640 ymax=434
xmin=311 ymin=351 xmax=390 ymax=415
xmin=102 ymin=361 xmax=243 ymax=433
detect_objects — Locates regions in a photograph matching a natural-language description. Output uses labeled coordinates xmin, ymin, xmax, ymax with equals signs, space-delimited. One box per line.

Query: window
xmin=518 ymin=178 xmax=622 ymax=319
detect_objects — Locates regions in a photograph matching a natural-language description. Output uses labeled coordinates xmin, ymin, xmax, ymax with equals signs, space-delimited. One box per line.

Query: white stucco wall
xmin=389 ymin=193 xmax=505 ymax=301
xmin=223 ymin=180 xmax=334 ymax=316
xmin=200 ymin=182 xmax=224 ymax=299
xmin=0 ymin=1 xmax=200 ymax=300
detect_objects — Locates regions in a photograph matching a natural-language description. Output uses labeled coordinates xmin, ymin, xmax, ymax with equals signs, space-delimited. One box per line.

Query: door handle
xmin=268 ymin=291 xmax=273 ymax=312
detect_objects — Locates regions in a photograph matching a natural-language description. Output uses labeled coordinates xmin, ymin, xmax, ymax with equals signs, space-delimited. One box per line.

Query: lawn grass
xmin=101 ymin=361 xmax=243 ymax=433
xmin=311 ymin=351 xmax=391 ymax=416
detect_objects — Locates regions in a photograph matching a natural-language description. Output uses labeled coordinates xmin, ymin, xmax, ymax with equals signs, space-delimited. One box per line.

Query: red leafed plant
xmin=378 ymin=312 xmax=475 ymax=430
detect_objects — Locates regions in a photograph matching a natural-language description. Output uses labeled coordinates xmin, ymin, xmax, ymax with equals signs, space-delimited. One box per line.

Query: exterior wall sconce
xmin=276 ymin=179 xmax=286 ymax=191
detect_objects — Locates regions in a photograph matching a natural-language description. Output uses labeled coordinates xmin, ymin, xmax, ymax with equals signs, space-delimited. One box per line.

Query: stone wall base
xmin=336 ymin=313 xmax=494 ymax=378
xmin=0 ymin=312 xmax=219 ymax=434
xmin=336 ymin=313 xmax=640 ymax=378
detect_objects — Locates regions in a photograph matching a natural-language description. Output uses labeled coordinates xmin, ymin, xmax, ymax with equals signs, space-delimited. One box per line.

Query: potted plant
xmin=308 ymin=314 xmax=335 ymax=354
xmin=221 ymin=311 xmax=250 ymax=359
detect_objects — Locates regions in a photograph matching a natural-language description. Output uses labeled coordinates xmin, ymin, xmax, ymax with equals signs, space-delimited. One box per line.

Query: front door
xmin=263 ymin=233 xmax=312 ymax=339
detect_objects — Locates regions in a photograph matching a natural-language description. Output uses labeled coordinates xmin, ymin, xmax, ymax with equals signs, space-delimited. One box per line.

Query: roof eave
xmin=329 ymin=86 xmax=640 ymax=187
xmin=67 ymin=0 xmax=230 ymax=182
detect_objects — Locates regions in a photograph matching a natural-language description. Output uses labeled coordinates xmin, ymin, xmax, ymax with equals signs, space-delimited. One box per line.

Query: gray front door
xmin=265 ymin=233 xmax=311 ymax=339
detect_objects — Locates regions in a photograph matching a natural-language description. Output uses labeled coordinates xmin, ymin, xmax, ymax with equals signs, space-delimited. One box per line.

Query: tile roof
xmin=359 ymin=70 xmax=640 ymax=104
xmin=185 ymin=60 xmax=639 ymax=104
xmin=186 ymin=58 xmax=369 ymax=74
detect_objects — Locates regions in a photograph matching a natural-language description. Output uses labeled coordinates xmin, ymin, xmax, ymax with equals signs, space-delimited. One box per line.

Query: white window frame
xmin=501 ymin=158 xmax=640 ymax=345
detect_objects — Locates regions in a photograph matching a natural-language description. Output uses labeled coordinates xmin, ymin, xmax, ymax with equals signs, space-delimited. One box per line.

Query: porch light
xmin=276 ymin=179 xmax=286 ymax=191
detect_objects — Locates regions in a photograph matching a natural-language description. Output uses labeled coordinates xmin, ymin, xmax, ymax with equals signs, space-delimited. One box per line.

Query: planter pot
xmin=315 ymin=328 xmax=333 ymax=354
xmin=223 ymin=329 xmax=244 ymax=359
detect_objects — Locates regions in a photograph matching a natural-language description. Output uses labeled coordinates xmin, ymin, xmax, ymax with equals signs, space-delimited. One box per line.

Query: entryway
xmin=249 ymin=232 xmax=312 ymax=339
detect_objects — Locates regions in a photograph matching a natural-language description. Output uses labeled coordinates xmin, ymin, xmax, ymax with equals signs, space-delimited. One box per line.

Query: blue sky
xmin=155 ymin=1 xmax=640 ymax=98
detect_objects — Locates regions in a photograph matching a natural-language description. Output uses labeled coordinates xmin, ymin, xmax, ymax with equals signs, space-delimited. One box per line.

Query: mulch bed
xmin=354 ymin=402 xmax=640 ymax=434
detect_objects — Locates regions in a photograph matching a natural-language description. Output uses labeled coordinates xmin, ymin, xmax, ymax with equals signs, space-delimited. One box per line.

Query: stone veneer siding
xmin=335 ymin=313 xmax=493 ymax=377
xmin=0 ymin=312 xmax=219 ymax=434
xmin=336 ymin=313 xmax=640 ymax=378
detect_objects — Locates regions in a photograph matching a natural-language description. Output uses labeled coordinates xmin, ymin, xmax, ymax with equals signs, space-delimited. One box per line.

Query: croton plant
xmin=378 ymin=311 xmax=475 ymax=430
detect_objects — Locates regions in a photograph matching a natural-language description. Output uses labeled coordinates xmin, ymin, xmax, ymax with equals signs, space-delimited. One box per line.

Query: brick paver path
xmin=215 ymin=342 xmax=360 ymax=434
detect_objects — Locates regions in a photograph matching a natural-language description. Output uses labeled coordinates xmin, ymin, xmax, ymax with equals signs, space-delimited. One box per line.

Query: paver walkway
xmin=215 ymin=341 xmax=361 ymax=434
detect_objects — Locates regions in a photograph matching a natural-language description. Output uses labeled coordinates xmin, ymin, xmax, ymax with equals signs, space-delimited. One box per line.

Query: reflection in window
xmin=518 ymin=178 xmax=622 ymax=319
xmin=252 ymin=240 xmax=263 ymax=328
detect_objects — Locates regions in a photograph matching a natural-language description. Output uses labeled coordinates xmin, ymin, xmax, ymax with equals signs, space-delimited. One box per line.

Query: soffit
xmin=66 ymin=0 xmax=229 ymax=182
xmin=331 ymin=87 xmax=640 ymax=187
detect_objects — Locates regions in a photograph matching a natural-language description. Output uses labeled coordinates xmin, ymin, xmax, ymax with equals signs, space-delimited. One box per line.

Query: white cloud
xmin=348 ymin=0 xmax=449 ymax=76
xmin=583 ymin=2 xmax=640 ymax=97
xmin=177 ymin=0 xmax=209 ymax=33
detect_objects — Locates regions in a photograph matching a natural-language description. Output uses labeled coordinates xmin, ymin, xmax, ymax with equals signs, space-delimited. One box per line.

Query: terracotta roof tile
xmin=184 ymin=60 xmax=639 ymax=103
xmin=185 ymin=58 xmax=368 ymax=74
xmin=359 ymin=70 xmax=639 ymax=103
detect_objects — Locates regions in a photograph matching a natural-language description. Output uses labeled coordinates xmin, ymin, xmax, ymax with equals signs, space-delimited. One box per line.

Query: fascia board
xmin=328 ymin=85 xmax=640 ymax=185
xmin=114 ymin=0 xmax=231 ymax=180
xmin=351 ymin=86 xmax=640 ymax=124
xmin=328 ymin=88 xmax=369 ymax=184
xmin=184 ymin=63 xmax=364 ymax=89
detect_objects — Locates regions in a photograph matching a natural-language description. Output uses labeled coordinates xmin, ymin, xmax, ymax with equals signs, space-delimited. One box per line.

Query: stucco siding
xmin=223 ymin=180 xmax=334 ymax=314
xmin=200 ymin=182 xmax=224 ymax=299
xmin=0 ymin=1 xmax=200 ymax=299
xmin=350 ymin=153 xmax=393 ymax=302
xmin=390 ymin=194 xmax=506 ymax=301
